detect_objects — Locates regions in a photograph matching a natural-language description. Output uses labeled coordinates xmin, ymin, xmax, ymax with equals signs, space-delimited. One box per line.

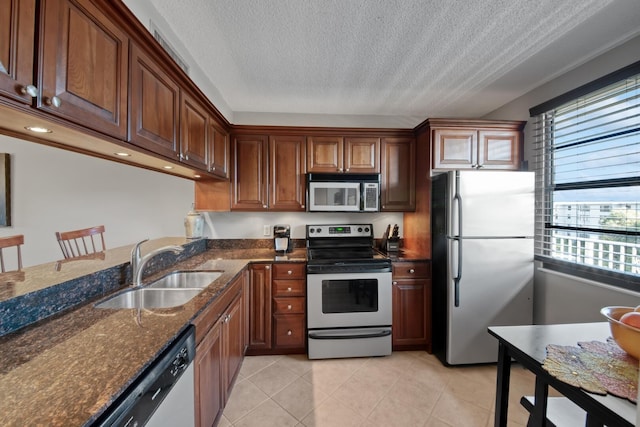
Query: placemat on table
xmin=542 ymin=338 xmax=638 ymax=402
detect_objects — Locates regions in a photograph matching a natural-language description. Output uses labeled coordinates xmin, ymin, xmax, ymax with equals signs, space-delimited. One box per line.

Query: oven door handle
xmin=308 ymin=330 xmax=391 ymax=340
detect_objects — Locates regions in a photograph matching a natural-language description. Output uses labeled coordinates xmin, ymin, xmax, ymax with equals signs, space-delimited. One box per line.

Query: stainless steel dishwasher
xmin=94 ymin=325 xmax=196 ymax=427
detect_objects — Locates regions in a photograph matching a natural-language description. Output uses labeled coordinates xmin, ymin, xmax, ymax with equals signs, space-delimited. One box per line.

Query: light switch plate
xmin=263 ymin=225 xmax=271 ymax=236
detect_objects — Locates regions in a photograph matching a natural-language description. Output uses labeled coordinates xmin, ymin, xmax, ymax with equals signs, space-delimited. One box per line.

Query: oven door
xmin=306 ymin=271 xmax=392 ymax=329
xmin=308 ymin=181 xmax=362 ymax=212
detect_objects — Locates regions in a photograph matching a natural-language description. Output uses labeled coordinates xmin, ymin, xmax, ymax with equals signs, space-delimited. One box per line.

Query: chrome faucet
xmin=130 ymin=239 xmax=149 ymax=279
xmin=132 ymin=244 xmax=184 ymax=288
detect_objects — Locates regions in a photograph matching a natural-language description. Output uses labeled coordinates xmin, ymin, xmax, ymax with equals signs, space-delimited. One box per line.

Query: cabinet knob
xmin=301 ymin=205 xmax=305 ymax=208
xmin=287 ymin=330 xmax=292 ymax=336
xmin=409 ymin=269 xmax=415 ymax=274
xmin=265 ymin=265 xmax=270 ymax=270
xmin=45 ymin=95 xmax=61 ymax=108
xmin=393 ymin=281 xmax=398 ymax=285
xmin=263 ymin=205 xmax=268 ymax=209
xmin=287 ymin=287 xmax=292 ymax=292
xmin=287 ymin=304 xmax=292 ymax=310
xmin=185 ymin=154 xmax=189 ymax=161
xmin=19 ymin=84 xmax=38 ymax=98
xmin=346 ymin=168 xmax=350 ymax=172
xmin=338 ymin=168 xmax=343 ymax=172
xmin=287 ymin=270 xmax=292 ymax=275
xmin=211 ymin=166 xmax=216 ymax=171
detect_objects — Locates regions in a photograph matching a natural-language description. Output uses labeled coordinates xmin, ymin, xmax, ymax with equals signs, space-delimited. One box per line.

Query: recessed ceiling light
xmin=114 ymin=152 xmax=131 ymax=157
xmin=25 ymin=126 xmax=52 ymax=133
xmin=194 ymin=174 xmax=201 ymax=178
xmin=163 ymin=165 xmax=173 ymax=170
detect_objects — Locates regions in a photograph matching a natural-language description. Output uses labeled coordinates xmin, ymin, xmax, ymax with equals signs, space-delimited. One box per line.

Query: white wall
xmin=483 ymin=35 xmax=640 ymax=324
xmin=204 ymin=211 xmax=403 ymax=240
xmin=0 ymin=134 xmax=194 ymax=267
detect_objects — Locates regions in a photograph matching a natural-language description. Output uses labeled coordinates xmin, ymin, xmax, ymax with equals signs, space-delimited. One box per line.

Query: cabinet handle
xmin=185 ymin=154 xmax=189 ymax=161
xmin=265 ymin=265 xmax=270 ymax=270
xmin=287 ymin=270 xmax=292 ymax=275
xmin=476 ymin=164 xmax=484 ymax=169
xmin=287 ymin=304 xmax=292 ymax=310
xmin=45 ymin=96 xmax=61 ymax=108
xmin=287 ymin=330 xmax=292 ymax=336
xmin=409 ymin=269 xmax=415 ymax=274
xmin=19 ymin=84 xmax=38 ymax=98
xmin=471 ymin=164 xmax=477 ymax=168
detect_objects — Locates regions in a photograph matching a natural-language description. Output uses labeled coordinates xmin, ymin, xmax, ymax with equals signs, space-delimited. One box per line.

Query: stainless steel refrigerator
xmin=431 ymin=170 xmax=534 ymax=365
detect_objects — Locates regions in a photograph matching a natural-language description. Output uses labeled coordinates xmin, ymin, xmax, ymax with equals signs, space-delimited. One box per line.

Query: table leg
xmin=530 ymin=376 xmax=548 ymax=426
xmin=494 ymin=341 xmax=511 ymax=427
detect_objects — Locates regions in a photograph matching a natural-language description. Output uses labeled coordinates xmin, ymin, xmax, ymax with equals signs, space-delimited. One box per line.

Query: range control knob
xmin=309 ymin=228 xmax=314 ymax=233
xmin=364 ymin=227 xmax=370 ymax=233
xmin=316 ymin=228 xmax=322 ymax=233
xmin=358 ymin=227 xmax=363 ymax=232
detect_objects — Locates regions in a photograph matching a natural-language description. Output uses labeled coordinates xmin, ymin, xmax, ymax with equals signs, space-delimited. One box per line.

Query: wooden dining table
xmin=488 ymin=322 xmax=637 ymax=427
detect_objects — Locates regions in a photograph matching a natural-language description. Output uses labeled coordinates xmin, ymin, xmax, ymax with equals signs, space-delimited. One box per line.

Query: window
xmin=531 ymin=62 xmax=640 ymax=289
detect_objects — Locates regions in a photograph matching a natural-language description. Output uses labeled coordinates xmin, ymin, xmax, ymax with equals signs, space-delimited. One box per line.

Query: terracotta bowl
xmin=600 ymin=306 xmax=640 ymax=359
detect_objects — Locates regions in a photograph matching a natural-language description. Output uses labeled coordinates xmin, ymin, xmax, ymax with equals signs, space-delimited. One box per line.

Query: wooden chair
xmin=0 ymin=234 xmax=24 ymax=272
xmin=55 ymin=225 xmax=106 ymax=259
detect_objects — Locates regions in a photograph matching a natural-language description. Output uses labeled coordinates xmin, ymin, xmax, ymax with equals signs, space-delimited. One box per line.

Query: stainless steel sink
xmin=95 ymin=288 xmax=203 ymax=309
xmin=146 ymin=270 xmax=223 ymax=289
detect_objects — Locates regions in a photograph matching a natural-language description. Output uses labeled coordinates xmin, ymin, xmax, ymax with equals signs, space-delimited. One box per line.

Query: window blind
xmin=532 ymin=71 xmax=640 ymax=288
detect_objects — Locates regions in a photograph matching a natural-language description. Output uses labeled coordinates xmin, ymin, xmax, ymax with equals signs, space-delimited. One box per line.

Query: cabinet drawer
xmin=392 ymin=261 xmax=430 ymax=279
xmin=273 ymin=279 xmax=305 ymax=296
xmin=273 ymin=297 xmax=305 ymax=314
xmin=273 ymin=314 xmax=305 ymax=348
xmin=273 ymin=263 xmax=306 ymax=279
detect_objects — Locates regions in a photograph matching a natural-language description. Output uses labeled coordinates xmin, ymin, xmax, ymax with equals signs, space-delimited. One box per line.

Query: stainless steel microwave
xmin=307 ymin=173 xmax=379 ymax=212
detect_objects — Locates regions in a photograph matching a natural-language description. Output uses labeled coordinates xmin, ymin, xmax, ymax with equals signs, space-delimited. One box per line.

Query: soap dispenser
xmin=184 ymin=204 xmax=204 ymax=239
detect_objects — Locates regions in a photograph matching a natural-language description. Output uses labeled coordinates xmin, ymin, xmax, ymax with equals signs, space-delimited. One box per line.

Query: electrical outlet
xmin=263 ymin=225 xmax=271 ymax=236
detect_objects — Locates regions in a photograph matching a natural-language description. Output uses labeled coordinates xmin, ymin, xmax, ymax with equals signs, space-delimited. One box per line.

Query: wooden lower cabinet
xmin=193 ymin=273 xmax=245 ymax=427
xmin=247 ymin=262 xmax=306 ymax=355
xmin=392 ymin=261 xmax=432 ymax=351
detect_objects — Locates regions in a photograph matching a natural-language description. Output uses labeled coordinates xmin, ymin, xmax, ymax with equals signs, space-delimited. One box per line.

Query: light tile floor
xmin=219 ymin=351 xmax=546 ymax=427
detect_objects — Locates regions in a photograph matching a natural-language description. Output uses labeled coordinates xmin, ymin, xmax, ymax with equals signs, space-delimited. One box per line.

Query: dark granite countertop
xmin=0 ymin=244 xmax=306 ymax=427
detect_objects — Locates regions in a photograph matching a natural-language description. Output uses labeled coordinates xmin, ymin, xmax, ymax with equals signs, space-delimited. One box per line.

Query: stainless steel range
xmin=306 ymin=224 xmax=392 ymax=359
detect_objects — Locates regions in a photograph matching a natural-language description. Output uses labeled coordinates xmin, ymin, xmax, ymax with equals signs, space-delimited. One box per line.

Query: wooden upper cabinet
xmin=345 ymin=137 xmax=380 ymax=172
xmin=432 ymin=129 xmax=477 ymax=170
xmin=231 ymin=134 xmax=269 ymax=210
xmin=209 ymin=120 xmax=229 ymax=179
xmin=307 ymin=136 xmax=343 ymax=172
xmin=307 ymin=136 xmax=379 ymax=173
xmin=478 ymin=130 xmax=521 ymax=170
xmin=0 ymin=0 xmax=36 ymax=104
xmin=180 ymin=91 xmax=208 ymax=170
xmin=39 ymin=0 xmax=128 ymax=139
xmin=129 ymin=43 xmax=180 ymax=159
xmin=381 ymin=137 xmax=415 ymax=211
xmin=269 ymin=135 xmax=306 ymax=211
xmin=430 ymin=120 xmax=523 ymax=171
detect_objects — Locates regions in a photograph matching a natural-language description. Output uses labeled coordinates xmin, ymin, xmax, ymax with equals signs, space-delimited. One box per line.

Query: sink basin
xmin=146 ymin=270 xmax=223 ymax=289
xmin=95 ymin=288 xmax=203 ymax=309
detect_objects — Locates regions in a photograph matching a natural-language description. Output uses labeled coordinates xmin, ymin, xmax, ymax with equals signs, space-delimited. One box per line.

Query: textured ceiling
xmin=135 ymin=0 xmax=640 ymax=126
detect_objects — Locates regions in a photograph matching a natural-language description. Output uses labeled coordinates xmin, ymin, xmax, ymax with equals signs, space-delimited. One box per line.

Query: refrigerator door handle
xmin=453 ymin=172 xmax=463 ymax=307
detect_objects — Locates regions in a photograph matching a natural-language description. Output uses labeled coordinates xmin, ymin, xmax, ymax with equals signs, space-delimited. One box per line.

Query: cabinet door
xmin=208 ymin=120 xmax=229 ymax=178
xmin=248 ymin=264 xmax=272 ymax=351
xmin=195 ymin=318 xmax=223 ymax=427
xmin=432 ymin=129 xmax=477 ymax=170
xmin=478 ymin=130 xmax=521 ymax=170
xmin=273 ymin=314 xmax=305 ymax=348
xmin=232 ymin=134 xmax=269 ymax=210
xmin=0 ymin=0 xmax=36 ymax=104
xmin=180 ymin=91 xmax=208 ymax=170
xmin=344 ymin=137 xmax=380 ymax=173
xmin=129 ymin=43 xmax=180 ymax=159
xmin=307 ymin=136 xmax=343 ymax=172
xmin=40 ymin=0 xmax=128 ymax=138
xmin=392 ymin=278 xmax=431 ymax=347
xmin=223 ymin=294 xmax=243 ymax=398
xmin=381 ymin=137 xmax=415 ymax=211
xmin=269 ymin=135 xmax=306 ymax=211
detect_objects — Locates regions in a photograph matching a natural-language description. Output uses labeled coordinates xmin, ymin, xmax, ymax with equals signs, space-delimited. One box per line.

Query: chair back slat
xmin=0 ymin=235 xmax=24 ymax=272
xmin=55 ymin=226 xmax=106 ymax=260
